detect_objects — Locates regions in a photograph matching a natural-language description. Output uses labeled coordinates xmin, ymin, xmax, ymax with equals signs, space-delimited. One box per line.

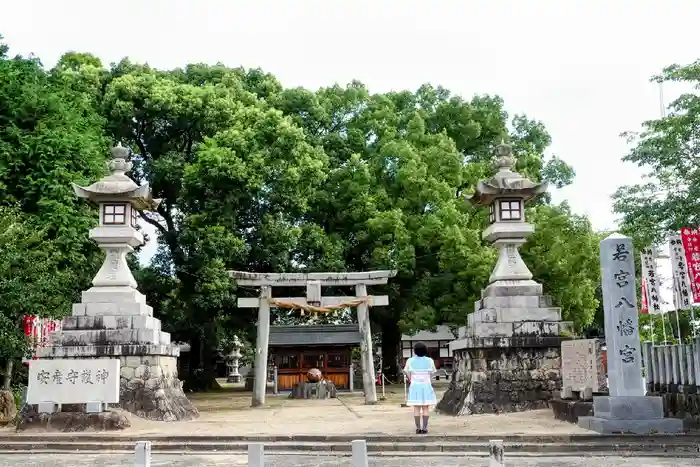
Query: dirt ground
xmin=1 ymin=383 xmax=588 ymax=437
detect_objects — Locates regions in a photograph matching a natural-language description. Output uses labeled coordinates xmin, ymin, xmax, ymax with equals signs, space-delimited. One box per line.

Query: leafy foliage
xmin=613 ymin=60 xmax=700 ymax=245
xmin=0 ymin=33 xmax=604 ymax=385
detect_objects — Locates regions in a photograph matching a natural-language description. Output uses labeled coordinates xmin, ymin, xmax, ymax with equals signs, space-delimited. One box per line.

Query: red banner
xmin=640 ymin=279 xmax=649 ymax=314
xmin=681 ymin=228 xmax=700 ymax=302
xmin=21 ymin=316 xmax=62 ymax=362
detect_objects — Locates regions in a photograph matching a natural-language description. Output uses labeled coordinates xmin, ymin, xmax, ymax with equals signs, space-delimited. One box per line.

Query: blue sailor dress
xmin=403 ymin=356 xmax=437 ymax=406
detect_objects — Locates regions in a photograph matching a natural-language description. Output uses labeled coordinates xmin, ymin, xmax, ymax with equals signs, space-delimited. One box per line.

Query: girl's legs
xmin=412 ymin=406 xmax=421 ymax=432
xmin=421 ymin=405 xmax=430 ymax=432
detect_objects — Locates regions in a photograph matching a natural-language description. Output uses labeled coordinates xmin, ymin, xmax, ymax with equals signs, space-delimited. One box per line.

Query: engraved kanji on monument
xmin=600 ymin=234 xmax=644 ymax=397
xmin=577 ymin=233 xmax=683 ymax=434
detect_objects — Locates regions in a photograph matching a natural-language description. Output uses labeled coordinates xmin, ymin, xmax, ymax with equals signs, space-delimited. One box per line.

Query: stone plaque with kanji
xmin=561 ymin=339 xmax=605 ymax=392
xmin=27 ymin=358 xmax=120 ymax=404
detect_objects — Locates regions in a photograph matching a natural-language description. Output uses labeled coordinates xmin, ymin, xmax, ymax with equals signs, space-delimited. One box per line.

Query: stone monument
xmin=577 ymin=234 xmax=682 ymax=433
xmin=436 ymin=140 xmax=573 ymax=415
xmin=226 ymin=336 xmax=242 ymax=383
xmin=560 ymin=339 xmax=606 ymax=398
xmin=35 ymin=144 xmax=198 ymax=421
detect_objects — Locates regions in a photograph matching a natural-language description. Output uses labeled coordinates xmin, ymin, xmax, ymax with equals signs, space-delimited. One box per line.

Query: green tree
xmin=0 ymin=39 xmax=107 ymax=294
xmin=0 ymin=38 xmax=109 ymax=387
xmin=521 ymin=203 xmax=601 ymax=331
xmin=270 ymin=83 xmax=596 ymax=372
xmin=613 ymin=60 xmax=700 ymax=244
xmin=0 ymin=206 xmax=71 ymax=388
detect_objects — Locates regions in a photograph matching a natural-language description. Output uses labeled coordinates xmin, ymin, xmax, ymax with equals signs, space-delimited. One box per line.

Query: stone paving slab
xmin=3 ymin=397 xmax=590 ymax=437
xmin=0 ymin=454 xmax=695 ymax=467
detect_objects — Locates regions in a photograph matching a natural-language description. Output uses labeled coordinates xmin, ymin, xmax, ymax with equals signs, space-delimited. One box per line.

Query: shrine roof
xmin=269 ymin=324 xmax=361 ymax=347
xmin=401 ymin=325 xmax=456 ymax=342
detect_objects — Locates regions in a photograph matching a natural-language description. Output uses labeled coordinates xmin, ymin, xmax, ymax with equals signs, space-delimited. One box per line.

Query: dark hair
xmin=413 ymin=342 xmax=428 ymax=357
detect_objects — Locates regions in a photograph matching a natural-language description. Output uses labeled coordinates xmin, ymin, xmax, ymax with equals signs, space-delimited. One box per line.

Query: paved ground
xmin=0 ymin=454 xmax=695 ymax=466
xmin=2 ymin=385 xmax=590 ymax=438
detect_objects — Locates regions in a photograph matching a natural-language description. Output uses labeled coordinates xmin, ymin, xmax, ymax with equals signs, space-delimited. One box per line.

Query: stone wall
xmin=119 ymin=355 xmax=198 ymax=421
xmin=436 ymin=338 xmax=563 ymax=415
xmin=647 ymin=390 xmax=700 ymax=427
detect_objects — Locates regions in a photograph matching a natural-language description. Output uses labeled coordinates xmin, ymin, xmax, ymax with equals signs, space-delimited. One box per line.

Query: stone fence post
xmin=134 ymin=441 xmax=151 ymax=467
xmin=248 ymin=442 xmax=264 ymax=466
xmin=351 ymin=439 xmax=369 ymax=467
xmin=489 ymin=439 xmax=505 ymax=466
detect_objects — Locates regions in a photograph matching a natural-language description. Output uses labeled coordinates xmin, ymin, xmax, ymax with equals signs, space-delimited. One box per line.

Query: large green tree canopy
xmin=613 ymin=60 xmax=700 ymax=244
xmin=0 ymin=34 xmax=603 ymax=384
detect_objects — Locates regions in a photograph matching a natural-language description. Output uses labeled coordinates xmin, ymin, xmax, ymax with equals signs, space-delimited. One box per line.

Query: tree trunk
xmin=2 ymin=359 xmax=13 ymax=391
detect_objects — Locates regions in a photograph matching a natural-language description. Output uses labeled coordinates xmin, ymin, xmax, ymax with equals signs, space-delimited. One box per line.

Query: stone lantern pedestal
xmin=35 ymin=144 xmax=198 ymax=422
xmin=436 ymin=141 xmax=573 ymax=416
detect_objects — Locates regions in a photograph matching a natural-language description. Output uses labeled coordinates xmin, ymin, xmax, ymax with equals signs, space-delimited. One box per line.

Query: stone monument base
xmin=16 ymin=406 xmax=131 ymax=432
xmin=119 ymin=355 xmax=199 ymax=421
xmin=550 ymin=398 xmax=593 ymax=424
xmin=289 ymin=380 xmax=337 ymax=399
xmin=436 ymin=336 xmax=566 ymax=415
xmin=38 ymin=346 xmax=199 ymax=422
xmin=577 ymin=396 xmax=684 ymax=434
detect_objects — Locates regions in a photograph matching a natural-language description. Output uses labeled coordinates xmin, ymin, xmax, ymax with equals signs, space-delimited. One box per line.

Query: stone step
xmin=477 ymin=295 xmax=554 ymax=312
xmin=463 ymin=321 xmax=572 ymax=338
xmin=50 ymin=329 xmax=170 ymax=347
xmin=72 ymin=302 xmax=153 ymax=317
xmin=467 ymin=307 xmax=562 ymax=327
xmin=36 ymin=343 xmax=180 ymax=358
xmin=80 ymin=287 xmax=147 ymax=305
xmin=62 ymin=315 xmax=161 ymax=332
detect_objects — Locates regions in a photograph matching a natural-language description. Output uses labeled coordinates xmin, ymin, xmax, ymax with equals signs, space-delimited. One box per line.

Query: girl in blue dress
xmin=403 ymin=342 xmax=437 ymax=434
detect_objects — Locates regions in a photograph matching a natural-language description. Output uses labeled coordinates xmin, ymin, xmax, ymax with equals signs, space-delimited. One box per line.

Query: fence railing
xmin=642 ymin=339 xmax=700 ymax=391
xmin=134 ymin=439 xmax=507 ymax=467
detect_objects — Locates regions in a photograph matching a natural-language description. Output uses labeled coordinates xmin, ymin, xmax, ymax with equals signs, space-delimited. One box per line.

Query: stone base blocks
xmin=578 ymin=396 xmax=684 ymax=434
xmin=35 ymin=288 xmax=198 ymax=422
xmin=437 ymin=283 xmax=573 ymax=416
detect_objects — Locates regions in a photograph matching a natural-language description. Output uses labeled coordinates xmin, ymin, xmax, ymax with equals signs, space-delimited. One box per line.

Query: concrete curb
xmin=0 ymin=439 xmax=697 ymax=456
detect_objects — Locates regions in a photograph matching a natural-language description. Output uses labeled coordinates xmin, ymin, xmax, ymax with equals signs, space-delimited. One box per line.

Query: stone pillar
xmin=356 ymin=283 xmax=377 ymax=405
xmin=33 ymin=144 xmax=198 ymax=422
xmin=578 ymin=233 xmax=682 ymax=434
xmin=252 ymin=286 xmax=271 ymax=407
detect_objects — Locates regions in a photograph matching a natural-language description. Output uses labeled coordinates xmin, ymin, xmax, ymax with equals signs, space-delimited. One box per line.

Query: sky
xmin=1 ymin=0 xmax=698 ymax=313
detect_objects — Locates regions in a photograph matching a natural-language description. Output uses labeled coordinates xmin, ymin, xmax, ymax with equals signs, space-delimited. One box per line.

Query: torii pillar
xmin=229 ymin=270 xmax=397 ymax=407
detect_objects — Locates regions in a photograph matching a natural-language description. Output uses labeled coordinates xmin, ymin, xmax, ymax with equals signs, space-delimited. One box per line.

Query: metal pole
xmin=661 ymin=313 xmax=668 ymax=343
xmin=379 ymin=355 xmax=385 ymax=399
xmin=675 ymin=310 xmax=683 ymax=343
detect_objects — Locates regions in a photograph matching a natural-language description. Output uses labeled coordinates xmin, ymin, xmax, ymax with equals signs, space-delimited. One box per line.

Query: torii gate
xmin=229 ymin=270 xmax=397 ymax=407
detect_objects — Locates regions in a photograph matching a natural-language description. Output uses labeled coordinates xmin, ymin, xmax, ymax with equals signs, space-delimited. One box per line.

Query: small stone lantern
xmin=73 ymin=143 xmax=161 ymax=292
xmin=226 ymin=336 xmax=242 ymax=383
xmin=466 ymin=140 xmax=547 ymax=294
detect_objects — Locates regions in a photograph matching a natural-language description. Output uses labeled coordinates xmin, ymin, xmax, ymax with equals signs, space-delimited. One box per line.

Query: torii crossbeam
xmin=229 ymin=270 xmax=397 ymax=407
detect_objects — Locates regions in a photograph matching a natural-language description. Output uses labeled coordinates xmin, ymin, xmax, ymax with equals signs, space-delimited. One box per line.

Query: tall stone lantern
xmin=36 ymin=144 xmax=199 ymax=421
xmin=436 ymin=141 xmax=573 ymax=416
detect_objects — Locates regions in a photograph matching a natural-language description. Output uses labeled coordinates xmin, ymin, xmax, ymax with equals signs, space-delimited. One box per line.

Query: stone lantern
xmin=467 ymin=140 xmax=547 ymax=295
xmin=74 ymin=143 xmax=159 ymax=295
xmin=226 ymin=336 xmax=242 ymax=383
xmin=436 ymin=140 xmax=573 ymax=416
xmin=36 ymin=144 xmax=199 ymax=421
